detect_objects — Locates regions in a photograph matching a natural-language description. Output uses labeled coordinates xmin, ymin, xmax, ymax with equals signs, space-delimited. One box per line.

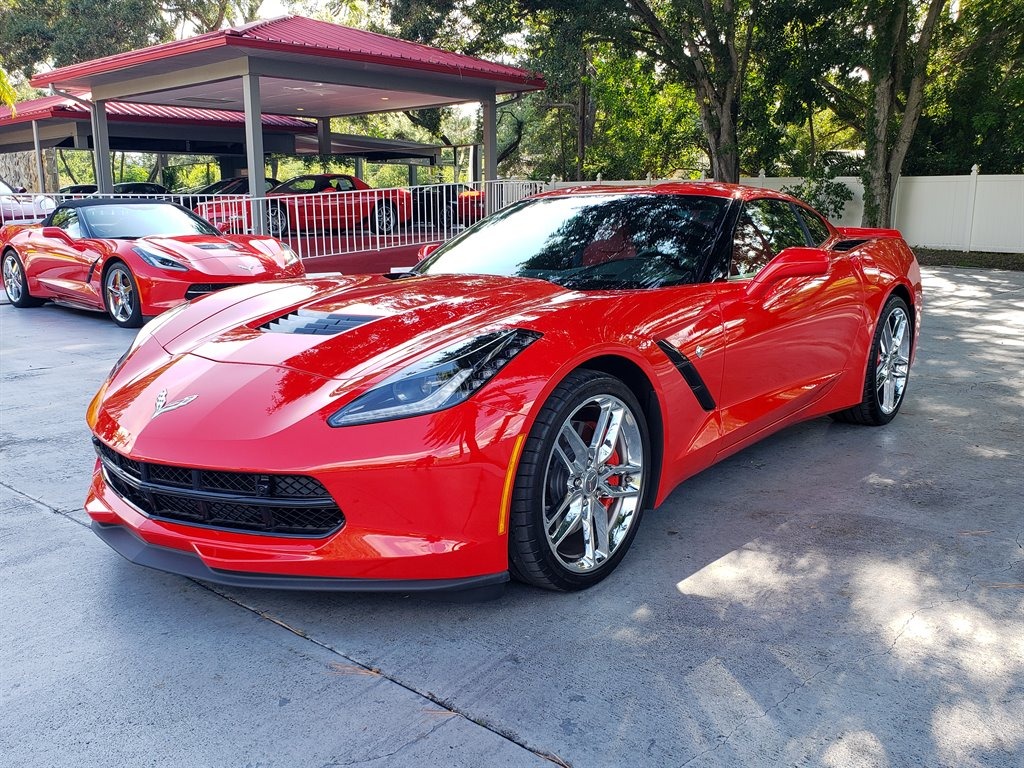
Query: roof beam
xmin=246 ymin=57 xmax=495 ymax=102
xmin=91 ymin=59 xmax=249 ymax=102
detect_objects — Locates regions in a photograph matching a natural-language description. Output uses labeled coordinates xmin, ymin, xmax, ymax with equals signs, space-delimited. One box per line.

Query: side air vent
xmin=832 ymin=238 xmax=869 ymax=252
xmin=259 ymin=309 xmax=379 ymax=336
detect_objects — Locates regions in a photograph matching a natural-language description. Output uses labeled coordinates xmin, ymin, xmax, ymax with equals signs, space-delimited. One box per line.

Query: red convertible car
xmin=195 ymin=174 xmax=412 ymax=236
xmin=1 ymin=200 xmax=304 ymax=328
xmin=85 ymin=183 xmax=922 ymax=596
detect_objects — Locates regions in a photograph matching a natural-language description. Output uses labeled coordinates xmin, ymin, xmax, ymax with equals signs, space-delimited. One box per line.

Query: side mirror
xmin=417 ymin=242 xmax=440 ymax=260
xmin=746 ymin=247 xmax=829 ymax=297
xmin=16 ymin=186 xmax=27 ymax=194
xmin=41 ymin=226 xmax=73 ymax=242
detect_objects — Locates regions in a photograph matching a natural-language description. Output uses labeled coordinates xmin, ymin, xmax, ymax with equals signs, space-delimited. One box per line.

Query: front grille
xmin=94 ymin=438 xmax=344 ymax=537
xmin=259 ymin=309 xmax=378 ymax=336
xmin=185 ymin=283 xmax=242 ymax=300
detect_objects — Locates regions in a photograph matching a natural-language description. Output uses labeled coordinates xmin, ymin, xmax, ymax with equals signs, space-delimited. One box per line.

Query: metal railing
xmin=1 ymin=179 xmax=550 ymax=265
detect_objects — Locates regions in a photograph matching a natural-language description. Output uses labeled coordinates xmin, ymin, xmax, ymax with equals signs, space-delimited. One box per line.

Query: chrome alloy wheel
xmin=105 ymin=267 xmax=135 ymax=324
xmin=542 ymin=394 xmax=645 ymax=572
xmin=374 ymin=202 xmax=396 ymax=233
xmin=3 ymin=252 xmax=24 ymax=302
xmin=876 ymin=305 xmax=911 ymax=414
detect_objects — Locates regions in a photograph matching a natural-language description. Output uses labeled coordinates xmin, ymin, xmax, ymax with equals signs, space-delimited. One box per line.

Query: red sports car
xmin=195 ymin=174 xmax=412 ymax=237
xmin=1 ymin=200 xmax=305 ymax=328
xmin=85 ymin=183 xmax=922 ymax=596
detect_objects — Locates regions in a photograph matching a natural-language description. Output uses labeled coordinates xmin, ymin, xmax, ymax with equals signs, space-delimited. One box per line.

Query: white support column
xmin=242 ymin=73 xmax=267 ymax=235
xmin=482 ymin=94 xmax=497 ymax=182
xmin=92 ymin=100 xmax=113 ymax=193
xmin=31 ymin=121 xmax=46 ymax=193
xmin=481 ymin=94 xmax=497 ymax=214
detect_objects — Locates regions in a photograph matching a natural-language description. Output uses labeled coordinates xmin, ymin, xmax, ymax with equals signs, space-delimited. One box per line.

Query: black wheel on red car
xmin=2 ymin=250 xmax=45 ymax=308
xmin=267 ymin=204 xmax=290 ymax=237
xmin=833 ymin=294 xmax=912 ymax=426
xmin=103 ymin=262 xmax=144 ymax=329
xmin=509 ymin=369 xmax=650 ymax=591
xmin=371 ymin=201 xmax=397 ymax=234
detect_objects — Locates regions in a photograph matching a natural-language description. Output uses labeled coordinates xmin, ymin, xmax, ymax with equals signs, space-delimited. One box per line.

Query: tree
xmin=904 ymin=0 xmax=1024 ymax=175
xmin=0 ymin=0 xmax=172 ymax=79
xmin=0 ymin=68 xmax=16 ymax=111
xmin=859 ymin=0 xmax=947 ymax=227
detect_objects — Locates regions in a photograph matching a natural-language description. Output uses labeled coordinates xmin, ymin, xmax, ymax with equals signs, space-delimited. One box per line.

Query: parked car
xmin=1 ymin=199 xmax=304 ymax=327
xmin=176 ymin=176 xmax=281 ymax=211
xmin=197 ymin=174 xmax=413 ymax=237
xmin=59 ymin=184 xmax=99 ymax=195
xmin=110 ymin=182 xmax=169 ymax=198
xmin=410 ymin=183 xmax=486 ymax=226
xmin=83 ymin=182 xmax=922 ymax=595
xmin=1 ymin=176 xmax=56 ymax=224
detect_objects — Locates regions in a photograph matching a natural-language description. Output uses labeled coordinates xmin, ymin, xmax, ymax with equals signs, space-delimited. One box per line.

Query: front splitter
xmin=91 ymin=521 xmax=509 ymax=600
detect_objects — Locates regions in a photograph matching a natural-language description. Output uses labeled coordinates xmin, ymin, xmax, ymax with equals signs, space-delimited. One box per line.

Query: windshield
xmin=417 ymin=193 xmax=732 ymax=290
xmin=78 ymin=204 xmax=220 ymax=239
xmin=197 ymin=179 xmax=236 ymax=194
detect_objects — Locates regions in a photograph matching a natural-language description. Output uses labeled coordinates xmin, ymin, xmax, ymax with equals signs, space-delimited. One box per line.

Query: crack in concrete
xmin=197 ymin=582 xmax=568 ymax=767
xmin=316 ymin=716 xmax=456 ymax=766
xmin=0 ymin=480 xmax=89 ymax=529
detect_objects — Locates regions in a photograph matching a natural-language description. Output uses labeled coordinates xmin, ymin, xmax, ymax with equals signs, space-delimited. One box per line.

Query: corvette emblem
xmin=152 ymin=389 xmax=198 ymax=419
xmin=695 ymin=345 xmax=706 ymax=358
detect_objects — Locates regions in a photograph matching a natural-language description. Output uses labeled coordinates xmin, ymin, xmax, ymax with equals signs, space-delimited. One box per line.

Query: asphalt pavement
xmin=1 ymin=267 xmax=1022 ymax=768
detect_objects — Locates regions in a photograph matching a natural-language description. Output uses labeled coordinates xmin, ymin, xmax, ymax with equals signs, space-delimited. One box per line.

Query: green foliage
xmin=0 ymin=0 xmax=172 ymax=78
xmin=0 ymin=68 xmax=16 ymax=111
xmin=904 ymin=0 xmax=1024 ymax=174
xmin=781 ymin=165 xmax=854 ymax=218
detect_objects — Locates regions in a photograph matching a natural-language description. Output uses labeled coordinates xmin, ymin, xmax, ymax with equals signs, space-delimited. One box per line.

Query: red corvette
xmin=1 ymin=200 xmax=305 ymax=328
xmin=85 ymin=183 xmax=922 ymax=595
xmin=195 ymin=174 xmax=412 ymax=237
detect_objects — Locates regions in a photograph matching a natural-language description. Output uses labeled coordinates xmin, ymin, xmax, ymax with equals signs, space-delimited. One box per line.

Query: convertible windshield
xmin=78 ymin=204 xmax=220 ymax=239
xmin=417 ymin=193 xmax=732 ymax=289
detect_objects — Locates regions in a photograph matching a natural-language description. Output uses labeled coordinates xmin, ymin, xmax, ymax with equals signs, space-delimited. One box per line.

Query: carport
xmin=28 ymin=14 xmax=545 ymax=208
xmin=0 ymin=95 xmax=445 ymax=190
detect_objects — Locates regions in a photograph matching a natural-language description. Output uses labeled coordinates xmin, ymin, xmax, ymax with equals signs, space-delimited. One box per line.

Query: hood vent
xmin=259 ymin=309 xmax=379 ymax=336
xmin=195 ymin=243 xmax=244 ymax=251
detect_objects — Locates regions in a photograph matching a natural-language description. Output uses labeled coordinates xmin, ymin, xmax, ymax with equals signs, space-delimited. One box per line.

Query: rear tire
xmin=103 ymin=262 xmax=144 ymax=329
xmin=508 ymin=369 xmax=650 ymax=591
xmin=267 ymin=205 xmax=290 ymax=237
xmin=832 ymin=294 xmax=912 ymax=426
xmin=2 ymin=250 xmax=45 ymax=307
xmin=370 ymin=201 xmax=398 ymax=234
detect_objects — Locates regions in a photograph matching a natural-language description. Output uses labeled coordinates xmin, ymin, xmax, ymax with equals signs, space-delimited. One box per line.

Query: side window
xmin=731 ymin=209 xmax=774 ymax=277
xmin=329 ymin=177 xmax=355 ymax=192
xmin=63 ymin=211 xmax=82 ymax=238
xmin=732 ymin=199 xmax=810 ymax=278
xmin=49 ymin=208 xmax=70 ymax=229
xmin=799 ymin=207 xmax=831 ymax=245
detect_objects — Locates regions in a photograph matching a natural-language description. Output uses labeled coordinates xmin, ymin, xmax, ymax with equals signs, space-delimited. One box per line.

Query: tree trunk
xmin=862 ymin=0 xmax=947 ymax=227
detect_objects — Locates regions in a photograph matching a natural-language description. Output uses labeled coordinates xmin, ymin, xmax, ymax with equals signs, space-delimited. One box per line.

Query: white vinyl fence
xmin=2 ymin=173 xmax=1019 ymax=258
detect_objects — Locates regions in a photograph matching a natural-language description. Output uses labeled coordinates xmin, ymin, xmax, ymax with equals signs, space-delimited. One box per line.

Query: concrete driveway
xmin=1 ymin=267 xmax=1021 ymax=768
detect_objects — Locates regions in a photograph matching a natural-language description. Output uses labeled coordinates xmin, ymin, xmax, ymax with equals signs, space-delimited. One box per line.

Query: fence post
xmin=964 ymin=164 xmax=980 ymax=253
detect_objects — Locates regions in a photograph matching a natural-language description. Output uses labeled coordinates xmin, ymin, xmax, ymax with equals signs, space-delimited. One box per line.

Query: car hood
xmin=135 ymin=234 xmax=283 ymax=263
xmin=151 ymin=273 xmax=584 ymax=384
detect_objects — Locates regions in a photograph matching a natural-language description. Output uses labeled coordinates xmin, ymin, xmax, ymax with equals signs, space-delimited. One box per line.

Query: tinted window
xmin=747 ymin=199 xmax=808 ymax=253
xmin=419 ymin=193 xmax=731 ymax=290
xmin=799 ymin=207 xmax=832 ymax=245
xmin=275 ymin=177 xmax=319 ymax=193
xmin=326 ymin=177 xmax=355 ymax=192
xmin=49 ymin=208 xmax=71 ymax=228
xmin=63 ymin=211 xmax=82 ymax=238
xmin=79 ymin=204 xmax=219 ymax=239
xmin=731 ymin=210 xmax=775 ymax=277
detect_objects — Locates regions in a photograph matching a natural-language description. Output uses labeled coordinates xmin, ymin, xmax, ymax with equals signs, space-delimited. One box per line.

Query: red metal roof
xmin=0 ymin=95 xmax=317 ymax=132
xmin=30 ymin=15 xmax=546 ymax=91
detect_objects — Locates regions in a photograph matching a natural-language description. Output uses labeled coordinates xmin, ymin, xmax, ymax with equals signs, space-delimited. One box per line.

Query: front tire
xmin=103 ymin=262 xmax=143 ymax=328
xmin=2 ymin=250 xmax=45 ymax=307
xmin=509 ymin=369 xmax=650 ymax=591
xmin=833 ymin=294 xmax=912 ymax=425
